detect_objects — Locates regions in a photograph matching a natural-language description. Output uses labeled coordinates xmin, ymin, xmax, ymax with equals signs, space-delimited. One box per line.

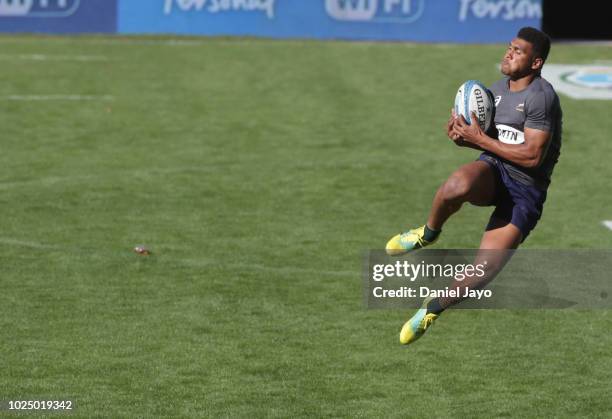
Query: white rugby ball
xmin=454 ymin=80 xmax=494 ymax=132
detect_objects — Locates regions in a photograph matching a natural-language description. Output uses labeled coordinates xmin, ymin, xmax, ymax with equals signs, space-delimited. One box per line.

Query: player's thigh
xmin=444 ymin=160 xmax=497 ymax=206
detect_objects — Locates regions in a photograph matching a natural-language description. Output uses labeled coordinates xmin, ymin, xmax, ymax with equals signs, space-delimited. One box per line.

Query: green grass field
xmin=1 ymin=35 xmax=611 ymax=418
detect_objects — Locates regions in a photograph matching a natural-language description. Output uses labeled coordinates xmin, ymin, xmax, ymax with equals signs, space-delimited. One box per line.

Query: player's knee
xmin=441 ymin=174 xmax=473 ymax=203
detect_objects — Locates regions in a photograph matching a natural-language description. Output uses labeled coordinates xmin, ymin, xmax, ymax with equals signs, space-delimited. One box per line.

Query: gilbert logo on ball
xmin=454 ymin=80 xmax=494 ymax=131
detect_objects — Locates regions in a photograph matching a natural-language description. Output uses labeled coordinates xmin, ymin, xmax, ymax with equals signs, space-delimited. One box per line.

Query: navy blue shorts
xmin=478 ymin=153 xmax=547 ymax=242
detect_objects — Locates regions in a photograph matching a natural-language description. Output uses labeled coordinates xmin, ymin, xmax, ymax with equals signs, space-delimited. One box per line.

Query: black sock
xmin=423 ymin=225 xmax=441 ymax=242
xmin=426 ymin=298 xmax=445 ymax=315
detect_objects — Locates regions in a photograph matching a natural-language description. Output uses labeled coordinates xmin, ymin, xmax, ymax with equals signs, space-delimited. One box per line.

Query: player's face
xmin=501 ymin=38 xmax=539 ymax=79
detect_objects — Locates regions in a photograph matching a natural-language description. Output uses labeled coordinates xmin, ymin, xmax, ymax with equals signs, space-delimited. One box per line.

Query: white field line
xmin=0 ymin=166 xmax=230 ymax=191
xmin=0 ymin=237 xmax=60 ymax=250
xmin=0 ymin=53 xmax=108 ymax=61
xmin=0 ymin=166 xmax=224 ymax=191
xmin=603 ymin=221 xmax=612 ymax=231
xmin=0 ymin=168 xmax=195 ymax=191
xmin=0 ymin=174 xmax=95 ymax=191
xmin=3 ymin=94 xmax=114 ymax=101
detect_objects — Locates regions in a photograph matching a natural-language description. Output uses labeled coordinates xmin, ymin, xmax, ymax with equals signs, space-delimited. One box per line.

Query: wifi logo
xmin=325 ymin=0 xmax=425 ymax=23
xmin=0 ymin=0 xmax=80 ymax=17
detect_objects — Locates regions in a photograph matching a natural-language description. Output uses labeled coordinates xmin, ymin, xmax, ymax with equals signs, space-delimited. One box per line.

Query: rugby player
xmin=385 ymin=27 xmax=563 ymax=345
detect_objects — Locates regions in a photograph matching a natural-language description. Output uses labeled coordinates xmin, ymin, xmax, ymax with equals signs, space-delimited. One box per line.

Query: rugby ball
xmin=454 ymin=80 xmax=494 ymax=132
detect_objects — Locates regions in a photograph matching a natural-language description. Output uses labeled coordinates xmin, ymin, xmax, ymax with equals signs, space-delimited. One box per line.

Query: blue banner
xmin=118 ymin=0 xmax=542 ymax=43
xmin=0 ymin=0 xmax=116 ymax=34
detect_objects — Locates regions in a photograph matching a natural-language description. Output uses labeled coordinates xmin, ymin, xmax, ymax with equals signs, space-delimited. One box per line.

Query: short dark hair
xmin=517 ymin=27 xmax=551 ymax=62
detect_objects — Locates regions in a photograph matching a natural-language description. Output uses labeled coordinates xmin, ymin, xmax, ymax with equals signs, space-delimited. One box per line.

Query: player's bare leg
xmin=386 ymin=161 xmax=497 ymax=255
xmin=427 ymin=160 xmax=498 ymax=231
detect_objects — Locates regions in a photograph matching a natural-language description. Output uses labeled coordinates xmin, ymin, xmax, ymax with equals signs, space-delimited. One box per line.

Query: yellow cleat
xmin=399 ymin=298 xmax=439 ymax=345
xmin=386 ymin=225 xmax=438 ymax=256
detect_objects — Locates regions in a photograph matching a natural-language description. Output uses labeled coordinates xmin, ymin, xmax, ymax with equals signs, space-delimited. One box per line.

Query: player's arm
xmin=477 ymin=126 xmax=550 ymax=168
xmin=452 ymin=112 xmax=550 ymax=168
